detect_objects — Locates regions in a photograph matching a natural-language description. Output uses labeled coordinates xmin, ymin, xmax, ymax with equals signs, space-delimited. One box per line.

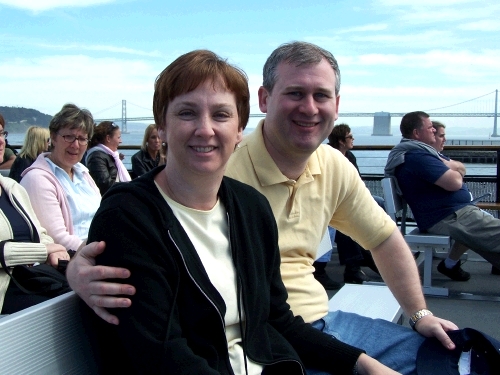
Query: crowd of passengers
xmin=0 ymin=108 xmax=164 ymax=315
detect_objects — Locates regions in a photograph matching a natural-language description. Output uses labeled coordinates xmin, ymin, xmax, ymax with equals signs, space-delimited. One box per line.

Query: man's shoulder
xmin=315 ymin=144 xmax=353 ymax=169
xmin=404 ymin=149 xmax=442 ymax=164
xmin=222 ymin=176 xmax=267 ymax=200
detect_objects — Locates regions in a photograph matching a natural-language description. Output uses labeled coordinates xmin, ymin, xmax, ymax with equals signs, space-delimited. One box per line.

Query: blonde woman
xmin=131 ymin=124 xmax=165 ymax=177
xmin=9 ymin=126 xmax=50 ymax=183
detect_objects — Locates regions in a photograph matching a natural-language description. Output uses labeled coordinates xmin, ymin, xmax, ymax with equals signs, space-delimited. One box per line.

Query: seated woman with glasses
xmin=9 ymin=126 xmax=51 ymax=183
xmin=20 ymin=104 xmax=101 ymax=252
xmin=86 ymin=121 xmax=131 ymax=195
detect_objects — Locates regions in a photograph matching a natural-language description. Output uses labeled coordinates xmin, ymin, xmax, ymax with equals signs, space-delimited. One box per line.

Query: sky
xmin=1 ymin=0 xmax=499 ymax=133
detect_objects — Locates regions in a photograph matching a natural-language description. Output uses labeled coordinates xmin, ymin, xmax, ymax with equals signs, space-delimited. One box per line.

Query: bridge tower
xmin=492 ymin=89 xmax=498 ymax=137
xmin=121 ymin=100 xmax=128 ymax=134
xmin=372 ymin=112 xmax=392 ymax=136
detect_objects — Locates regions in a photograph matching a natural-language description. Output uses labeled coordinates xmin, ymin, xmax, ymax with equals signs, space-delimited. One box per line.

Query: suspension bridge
xmin=94 ymin=90 xmax=500 ymax=136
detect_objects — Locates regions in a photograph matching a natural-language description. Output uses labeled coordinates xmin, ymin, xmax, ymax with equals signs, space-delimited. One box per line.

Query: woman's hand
xmin=356 ymin=353 xmax=402 ymax=375
xmin=45 ymin=243 xmax=70 ymax=268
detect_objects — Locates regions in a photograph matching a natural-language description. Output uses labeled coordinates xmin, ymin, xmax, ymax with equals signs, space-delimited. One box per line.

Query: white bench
xmin=382 ymin=177 xmax=450 ymax=296
xmin=317 ymin=229 xmax=403 ymax=323
xmin=0 ymin=288 xmax=403 ymax=375
xmin=329 ymin=283 xmax=403 ymax=324
xmin=0 ymin=292 xmax=98 ymax=374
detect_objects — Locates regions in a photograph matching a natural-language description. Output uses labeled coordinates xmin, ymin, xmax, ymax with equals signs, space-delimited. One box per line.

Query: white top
xmin=45 ymin=158 xmax=101 ymax=241
xmin=156 ymin=182 xmax=262 ymax=375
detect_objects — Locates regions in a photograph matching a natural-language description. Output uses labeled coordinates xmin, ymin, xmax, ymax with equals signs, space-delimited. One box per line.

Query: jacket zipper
xmin=226 ymin=214 xmax=305 ymax=375
xmin=167 ymin=230 xmax=229 ymax=323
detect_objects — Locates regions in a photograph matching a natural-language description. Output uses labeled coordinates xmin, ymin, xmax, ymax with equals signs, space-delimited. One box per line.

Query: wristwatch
xmin=409 ymin=309 xmax=433 ymax=330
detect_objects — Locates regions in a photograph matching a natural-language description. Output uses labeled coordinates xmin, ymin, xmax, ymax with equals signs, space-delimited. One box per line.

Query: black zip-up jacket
xmin=86 ymin=166 xmax=363 ymax=374
xmin=131 ymin=149 xmax=159 ymax=178
xmin=86 ymin=150 xmax=118 ymax=195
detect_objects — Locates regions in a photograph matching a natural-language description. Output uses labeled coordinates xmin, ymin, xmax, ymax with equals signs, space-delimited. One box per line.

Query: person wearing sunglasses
xmin=86 ymin=121 xmax=131 ymax=195
xmin=20 ymin=104 xmax=101 ymax=253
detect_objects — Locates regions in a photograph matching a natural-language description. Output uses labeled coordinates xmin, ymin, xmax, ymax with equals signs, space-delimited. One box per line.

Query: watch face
xmin=410 ymin=309 xmax=432 ymax=328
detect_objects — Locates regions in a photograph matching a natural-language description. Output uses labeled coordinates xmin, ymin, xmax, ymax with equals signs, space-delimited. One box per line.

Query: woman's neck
xmin=154 ymin=167 xmax=220 ymax=211
xmin=47 ymin=154 xmax=73 ymax=180
xmin=147 ymin=147 xmax=158 ymax=160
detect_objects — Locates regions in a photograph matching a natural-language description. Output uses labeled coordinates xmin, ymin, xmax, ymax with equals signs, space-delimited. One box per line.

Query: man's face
xmin=413 ymin=117 xmax=436 ymax=145
xmin=432 ymin=126 xmax=446 ymax=152
xmin=258 ymin=59 xmax=339 ymax=161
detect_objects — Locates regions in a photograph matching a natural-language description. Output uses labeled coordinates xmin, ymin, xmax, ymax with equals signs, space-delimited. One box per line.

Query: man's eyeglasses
xmin=0 ymin=131 xmax=8 ymax=139
xmin=57 ymin=133 xmax=89 ymax=146
xmin=345 ymin=135 xmax=354 ymax=140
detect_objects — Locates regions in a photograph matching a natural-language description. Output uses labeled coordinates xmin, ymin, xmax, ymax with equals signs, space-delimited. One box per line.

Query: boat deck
xmin=325 ymin=251 xmax=500 ymax=338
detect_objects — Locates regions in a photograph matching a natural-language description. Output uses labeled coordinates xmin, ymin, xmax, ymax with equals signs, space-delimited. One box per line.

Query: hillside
xmin=0 ymin=106 xmax=52 ymax=133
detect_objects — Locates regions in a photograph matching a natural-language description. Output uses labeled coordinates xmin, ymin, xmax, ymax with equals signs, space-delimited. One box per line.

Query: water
xmin=347 ymin=135 xmax=497 ymax=176
xmin=7 ymin=131 xmax=498 ymax=176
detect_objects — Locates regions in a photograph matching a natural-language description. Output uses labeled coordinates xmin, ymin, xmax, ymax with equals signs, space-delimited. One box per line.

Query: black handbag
xmin=0 ymin=195 xmax=71 ymax=297
xmin=0 ymin=241 xmax=71 ymax=296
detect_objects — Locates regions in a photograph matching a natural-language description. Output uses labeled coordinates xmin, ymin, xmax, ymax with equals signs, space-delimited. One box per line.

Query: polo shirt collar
xmin=246 ymin=120 xmax=321 ymax=187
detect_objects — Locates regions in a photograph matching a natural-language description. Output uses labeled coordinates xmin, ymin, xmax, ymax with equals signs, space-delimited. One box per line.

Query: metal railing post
xmin=497 ymin=150 xmax=500 ymax=202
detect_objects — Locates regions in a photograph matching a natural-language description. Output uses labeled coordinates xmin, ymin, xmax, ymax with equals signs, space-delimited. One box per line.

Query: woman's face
xmin=50 ymin=126 xmax=88 ymax=172
xmin=147 ymin=128 xmax=162 ymax=152
xmin=106 ymin=129 xmax=122 ymax=152
xmin=164 ymin=79 xmax=242 ymax=178
xmin=344 ymin=132 xmax=354 ymax=150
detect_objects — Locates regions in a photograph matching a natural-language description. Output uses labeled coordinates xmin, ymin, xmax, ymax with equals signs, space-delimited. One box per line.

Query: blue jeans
xmin=306 ymin=311 xmax=425 ymax=375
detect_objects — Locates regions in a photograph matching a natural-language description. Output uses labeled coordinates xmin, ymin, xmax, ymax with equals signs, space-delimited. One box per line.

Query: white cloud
xmin=336 ymin=48 xmax=499 ymax=114
xmin=345 ymin=49 xmax=500 ymax=77
xmin=338 ymin=23 xmax=388 ymax=34
xmin=37 ymin=42 xmax=162 ymax=57
xmin=0 ymin=55 xmax=159 ymax=117
xmin=377 ymin=0 xmax=481 ymax=7
xmin=398 ymin=5 xmax=500 ymax=24
xmin=459 ymin=20 xmax=500 ymax=31
xmin=374 ymin=0 xmax=500 ymax=25
xmin=0 ymin=0 xmax=116 ymax=12
xmin=349 ymin=30 xmax=466 ymax=48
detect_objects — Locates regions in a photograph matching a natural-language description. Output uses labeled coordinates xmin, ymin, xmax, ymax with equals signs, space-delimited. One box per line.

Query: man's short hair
xmin=432 ymin=120 xmax=446 ymax=130
xmin=328 ymin=123 xmax=351 ymax=149
xmin=262 ymin=41 xmax=341 ymax=95
xmin=400 ymin=111 xmax=430 ymax=138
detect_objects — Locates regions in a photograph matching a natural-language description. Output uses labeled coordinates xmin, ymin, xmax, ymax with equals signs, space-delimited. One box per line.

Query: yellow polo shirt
xmin=225 ymin=120 xmax=395 ymax=323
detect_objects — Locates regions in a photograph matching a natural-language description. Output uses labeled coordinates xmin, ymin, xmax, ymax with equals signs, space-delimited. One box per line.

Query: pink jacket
xmin=20 ymin=153 xmax=100 ymax=251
